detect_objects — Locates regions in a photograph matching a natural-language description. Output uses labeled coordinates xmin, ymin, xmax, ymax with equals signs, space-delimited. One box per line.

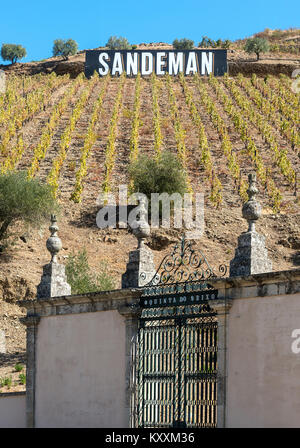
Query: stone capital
xmin=20 ymin=315 xmax=41 ymax=328
xmin=212 ymin=299 xmax=233 ymax=315
xmin=118 ymin=302 xmax=141 ymax=320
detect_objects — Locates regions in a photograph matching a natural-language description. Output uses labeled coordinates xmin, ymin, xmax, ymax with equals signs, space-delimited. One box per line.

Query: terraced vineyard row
xmin=0 ymin=72 xmax=299 ymax=214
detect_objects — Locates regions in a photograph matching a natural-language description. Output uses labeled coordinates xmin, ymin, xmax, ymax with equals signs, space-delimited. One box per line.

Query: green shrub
xmin=106 ymin=36 xmax=131 ymax=50
xmin=66 ymin=249 xmax=115 ymax=294
xmin=222 ymin=39 xmax=232 ymax=49
xmin=128 ymin=150 xmax=188 ymax=204
xmin=19 ymin=374 xmax=26 ymax=385
xmin=14 ymin=363 xmax=24 ymax=372
xmin=198 ymin=36 xmax=216 ymax=48
xmin=1 ymin=44 xmax=26 ymax=64
xmin=172 ymin=38 xmax=194 ymax=50
xmin=0 ymin=171 xmax=59 ymax=250
xmin=0 ymin=377 xmax=12 ymax=389
xmin=52 ymin=39 xmax=78 ymax=60
xmin=244 ymin=37 xmax=270 ymax=60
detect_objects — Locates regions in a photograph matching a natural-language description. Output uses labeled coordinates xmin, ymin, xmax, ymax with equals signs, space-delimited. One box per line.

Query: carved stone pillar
xmin=36 ymin=215 xmax=71 ymax=298
xmin=21 ymin=315 xmax=40 ymax=428
xmin=122 ymin=197 xmax=156 ymax=288
xmin=118 ymin=303 xmax=141 ymax=428
xmin=213 ymin=299 xmax=232 ymax=428
xmin=230 ymin=173 xmax=272 ymax=276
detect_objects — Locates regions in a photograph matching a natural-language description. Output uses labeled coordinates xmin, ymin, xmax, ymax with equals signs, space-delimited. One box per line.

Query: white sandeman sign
xmin=85 ymin=50 xmax=227 ymax=77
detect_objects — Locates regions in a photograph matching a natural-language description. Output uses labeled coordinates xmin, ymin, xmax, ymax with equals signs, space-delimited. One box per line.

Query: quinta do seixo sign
xmin=85 ymin=49 xmax=227 ymax=77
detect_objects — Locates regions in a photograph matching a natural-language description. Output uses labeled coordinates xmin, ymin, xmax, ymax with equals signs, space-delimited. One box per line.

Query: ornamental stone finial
xmin=36 ymin=215 xmax=71 ymax=299
xmin=242 ymin=173 xmax=261 ymax=232
xmin=122 ymin=197 xmax=155 ymax=288
xmin=229 ymin=172 xmax=272 ymax=277
xmin=131 ymin=197 xmax=150 ymax=249
xmin=46 ymin=214 xmax=62 ymax=263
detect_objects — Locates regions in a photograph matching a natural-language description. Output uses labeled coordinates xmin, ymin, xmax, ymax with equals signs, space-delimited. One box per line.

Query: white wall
xmin=227 ymin=293 xmax=300 ymax=427
xmin=0 ymin=393 xmax=26 ymax=428
xmin=35 ymin=310 xmax=126 ymax=428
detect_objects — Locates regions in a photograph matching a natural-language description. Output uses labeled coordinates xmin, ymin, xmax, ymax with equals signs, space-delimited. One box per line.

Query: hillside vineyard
xmin=0 ymin=71 xmax=299 ymax=214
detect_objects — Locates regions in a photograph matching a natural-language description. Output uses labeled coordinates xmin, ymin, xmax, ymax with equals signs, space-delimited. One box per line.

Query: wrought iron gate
xmin=134 ymin=303 xmax=217 ymax=428
xmin=131 ymin=236 xmax=226 ymax=428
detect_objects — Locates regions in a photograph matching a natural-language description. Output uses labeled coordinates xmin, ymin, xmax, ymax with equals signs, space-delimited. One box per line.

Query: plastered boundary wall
xmin=21 ymin=289 xmax=141 ymax=428
xmin=20 ymin=268 xmax=300 ymax=428
xmin=0 ymin=392 xmax=26 ymax=428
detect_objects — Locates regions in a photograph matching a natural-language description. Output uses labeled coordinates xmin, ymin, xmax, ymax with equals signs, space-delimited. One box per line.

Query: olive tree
xmin=244 ymin=37 xmax=270 ymax=60
xmin=106 ymin=36 xmax=131 ymax=50
xmin=0 ymin=171 xmax=58 ymax=249
xmin=128 ymin=150 xmax=189 ymax=221
xmin=129 ymin=150 xmax=188 ymax=200
xmin=1 ymin=44 xmax=26 ymax=64
xmin=172 ymin=38 xmax=194 ymax=50
xmin=52 ymin=39 xmax=78 ymax=60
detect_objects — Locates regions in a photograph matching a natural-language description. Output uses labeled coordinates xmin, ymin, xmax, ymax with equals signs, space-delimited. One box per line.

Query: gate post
xmin=118 ymin=302 xmax=141 ymax=428
xmin=213 ymin=299 xmax=232 ymax=428
xmin=21 ymin=315 xmax=40 ymax=428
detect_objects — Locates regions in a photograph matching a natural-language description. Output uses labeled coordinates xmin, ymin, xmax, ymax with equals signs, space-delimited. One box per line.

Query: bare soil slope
xmin=0 ymin=37 xmax=299 ymax=393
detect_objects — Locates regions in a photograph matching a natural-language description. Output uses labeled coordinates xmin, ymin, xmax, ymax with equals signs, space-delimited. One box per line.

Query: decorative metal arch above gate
xmin=132 ymin=236 xmax=227 ymax=428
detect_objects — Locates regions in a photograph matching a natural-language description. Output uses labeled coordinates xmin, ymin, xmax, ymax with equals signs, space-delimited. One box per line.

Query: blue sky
xmin=0 ymin=0 xmax=299 ymax=63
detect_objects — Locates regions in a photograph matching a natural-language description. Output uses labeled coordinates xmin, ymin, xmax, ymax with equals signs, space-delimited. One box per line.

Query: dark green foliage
xmin=19 ymin=374 xmax=26 ymax=385
xmin=1 ymin=44 xmax=26 ymax=64
xmin=106 ymin=36 xmax=131 ymax=50
xmin=198 ymin=36 xmax=216 ymax=48
xmin=52 ymin=39 xmax=78 ymax=60
xmin=198 ymin=37 xmax=231 ymax=49
xmin=244 ymin=37 xmax=270 ymax=60
xmin=14 ymin=363 xmax=24 ymax=372
xmin=128 ymin=150 xmax=188 ymax=201
xmin=65 ymin=249 xmax=115 ymax=294
xmin=172 ymin=38 xmax=194 ymax=50
xmin=0 ymin=377 xmax=12 ymax=388
xmin=0 ymin=171 xmax=58 ymax=247
xmin=222 ymin=39 xmax=232 ymax=49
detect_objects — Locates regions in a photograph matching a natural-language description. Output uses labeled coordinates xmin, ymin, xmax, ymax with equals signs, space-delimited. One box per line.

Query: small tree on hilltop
xmin=1 ymin=44 xmax=26 ymax=64
xmin=0 ymin=171 xmax=58 ymax=250
xmin=52 ymin=39 xmax=78 ymax=60
xmin=222 ymin=39 xmax=232 ymax=49
xmin=198 ymin=36 xmax=216 ymax=48
xmin=172 ymin=38 xmax=194 ymax=50
xmin=106 ymin=36 xmax=131 ymax=50
xmin=244 ymin=37 xmax=270 ymax=60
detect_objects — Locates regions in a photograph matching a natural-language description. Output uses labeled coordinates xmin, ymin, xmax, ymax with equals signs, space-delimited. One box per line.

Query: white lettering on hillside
xmin=201 ymin=52 xmax=213 ymax=75
xmin=141 ymin=52 xmax=153 ymax=75
xmin=126 ymin=53 xmax=138 ymax=76
xmin=94 ymin=51 xmax=219 ymax=77
xmin=186 ymin=52 xmax=197 ymax=75
xmin=156 ymin=52 xmax=167 ymax=75
xmin=112 ymin=52 xmax=123 ymax=75
xmin=98 ymin=53 xmax=109 ymax=76
xmin=169 ymin=52 xmax=183 ymax=75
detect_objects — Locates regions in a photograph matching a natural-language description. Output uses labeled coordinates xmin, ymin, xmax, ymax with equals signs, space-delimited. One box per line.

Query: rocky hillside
xmin=0 ymin=34 xmax=299 ymax=392
xmin=1 ymin=28 xmax=300 ymax=78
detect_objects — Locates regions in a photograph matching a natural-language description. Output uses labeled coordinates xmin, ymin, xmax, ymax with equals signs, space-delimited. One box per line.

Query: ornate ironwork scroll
xmin=141 ymin=235 xmax=227 ymax=289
